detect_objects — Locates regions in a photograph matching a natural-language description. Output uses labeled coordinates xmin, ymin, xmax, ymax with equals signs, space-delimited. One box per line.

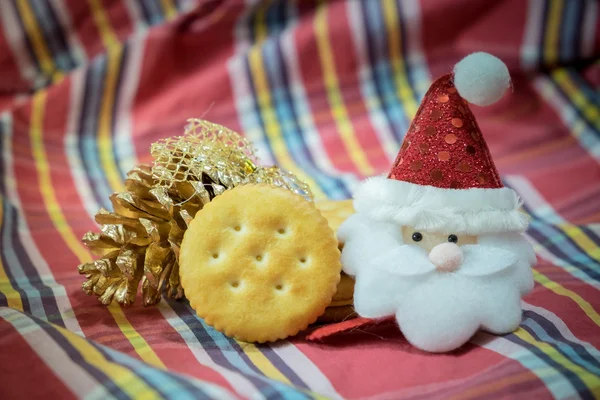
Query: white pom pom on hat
xmin=453 ymin=52 xmax=511 ymax=107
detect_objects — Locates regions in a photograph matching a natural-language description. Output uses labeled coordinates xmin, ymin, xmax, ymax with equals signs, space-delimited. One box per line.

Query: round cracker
xmin=180 ymin=184 xmax=342 ymax=343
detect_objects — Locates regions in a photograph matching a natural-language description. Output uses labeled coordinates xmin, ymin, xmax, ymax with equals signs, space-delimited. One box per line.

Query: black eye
xmin=448 ymin=234 xmax=458 ymax=243
xmin=412 ymin=232 xmax=423 ymax=242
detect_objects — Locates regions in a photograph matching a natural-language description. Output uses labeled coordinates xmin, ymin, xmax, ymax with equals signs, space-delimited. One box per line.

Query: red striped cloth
xmin=0 ymin=1 xmax=599 ymax=399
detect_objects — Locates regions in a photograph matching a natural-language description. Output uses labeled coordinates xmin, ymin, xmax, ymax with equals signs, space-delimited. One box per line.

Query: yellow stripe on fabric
xmin=533 ymin=270 xmax=600 ymax=327
xmin=552 ymin=69 xmax=600 ymax=129
xmin=30 ymin=92 xmax=166 ymax=369
xmin=237 ymin=341 xmax=292 ymax=384
xmin=108 ymin=303 xmax=166 ymax=369
xmin=87 ymin=0 xmax=126 ymax=193
xmin=88 ymin=0 xmax=119 ymax=49
xmin=382 ymin=0 xmax=418 ymax=118
xmin=248 ymin=44 xmax=326 ymax=200
xmin=159 ymin=0 xmax=178 ymax=21
xmin=98 ymin=46 xmax=126 ymax=192
xmin=15 ymin=0 xmax=63 ymax=82
xmin=514 ymin=327 xmax=600 ymax=390
xmin=544 ymin=0 xmax=563 ymax=65
xmin=4 ymin=310 xmax=161 ymax=399
xmin=254 ymin=1 xmax=268 ymax=43
xmin=451 ymin=371 xmax=539 ymax=400
xmin=238 ymin=341 xmax=329 ymax=400
xmin=559 ymin=223 xmax=600 ymax=262
xmin=314 ymin=1 xmax=374 ymax=176
xmin=31 ymin=92 xmax=93 ymax=264
xmin=0 ymin=196 xmax=24 ymax=311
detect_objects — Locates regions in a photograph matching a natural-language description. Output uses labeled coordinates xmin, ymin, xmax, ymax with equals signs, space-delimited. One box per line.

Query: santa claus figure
xmin=338 ymin=52 xmax=536 ymax=353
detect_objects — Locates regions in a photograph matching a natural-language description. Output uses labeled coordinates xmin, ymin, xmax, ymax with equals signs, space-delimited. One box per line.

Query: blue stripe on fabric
xmin=182 ymin=303 xmax=309 ymax=400
xmin=262 ymin=32 xmax=351 ymax=197
xmin=9 ymin=0 xmax=47 ymax=88
xmin=31 ymin=0 xmax=76 ymax=72
xmin=78 ymin=58 xmax=113 ymax=209
xmin=257 ymin=343 xmax=310 ymax=391
xmin=168 ymin=299 xmax=303 ymax=399
xmin=0 ymin=290 xmax=7 ymax=307
xmin=0 ymin=119 xmax=65 ymax=325
xmin=144 ymin=0 xmax=164 ymax=25
xmin=539 ymin=0 xmax=551 ymax=67
xmin=523 ymin=311 xmax=600 ymax=376
xmin=137 ymin=0 xmax=153 ymax=26
xmin=6 ymin=202 xmax=66 ymax=326
xmin=528 ymin=219 xmax=600 ymax=285
xmin=394 ymin=0 xmax=429 ymax=100
xmin=1 ymin=199 xmax=52 ymax=321
xmin=566 ymin=69 xmax=600 ymax=114
xmin=0 ymin=309 xmax=129 ymax=400
xmin=361 ymin=0 xmax=407 ymax=141
xmin=543 ymin=74 xmax=600 ymax=160
xmin=93 ymin=343 xmax=216 ymax=400
xmin=111 ymin=43 xmax=132 ymax=181
xmin=25 ymin=311 xmax=131 ymax=399
xmin=243 ymin=54 xmax=332 ymax=200
xmin=0 ymin=200 xmax=32 ymax=315
xmin=198 ymin=320 xmax=310 ymax=400
xmin=559 ymin=0 xmax=578 ymax=62
xmin=167 ymin=299 xmax=281 ymax=397
xmin=506 ymin=333 xmax=591 ymax=399
xmin=520 ymin=201 xmax=600 ymax=285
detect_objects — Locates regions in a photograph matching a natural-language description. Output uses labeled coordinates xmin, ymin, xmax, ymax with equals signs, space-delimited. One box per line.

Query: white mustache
xmin=372 ymin=244 xmax=517 ymax=277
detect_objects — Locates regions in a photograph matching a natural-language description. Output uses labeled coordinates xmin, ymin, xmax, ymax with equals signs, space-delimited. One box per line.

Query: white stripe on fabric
xmin=506 ymin=175 xmax=600 ymax=290
xmin=0 ymin=3 xmax=42 ymax=87
xmin=521 ymin=0 xmax=545 ymax=70
xmin=281 ymin=3 xmax=358 ymax=189
xmin=581 ymin=0 xmax=598 ymax=58
xmin=401 ymin=0 xmax=431 ymax=98
xmin=114 ymin=32 xmax=145 ymax=176
xmin=123 ymin=0 xmax=149 ymax=33
xmin=269 ymin=341 xmax=343 ymax=400
xmin=156 ymin=302 xmax=264 ymax=400
xmin=0 ymin=307 xmax=108 ymax=398
xmin=65 ymin=69 xmax=98 ymax=219
xmin=532 ymin=76 xmax=600 ymax=160
xmin=347 ymin=0 xmax=398 ymax=162
xmin=523 ymin=302 xmax=600 ymax=359
xmin=1 ymin=114 xmax=83 ymax=335
xmin=50 ymin=0 xmax=88 ymax=65
xmin=471 ymin=333 xmax=578 ymax=399
xmin=227 ymin=4 xmax=274 ymax=164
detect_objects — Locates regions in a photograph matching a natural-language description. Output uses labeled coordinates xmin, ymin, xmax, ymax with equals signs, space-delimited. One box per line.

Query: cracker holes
xmin=275 ymin=284 xmax=284 ymax=291
xmin=233 ymin=225 xmax=241 ymax=232
xmin=255 ymin=255 xmax=263 ymax=261
xmin=299 ymin=257 xmax=307 ymax=264
xmin=212 ymin=252 xmax=219 ymax=259
xmin=230 ymin=281 xmax=240 ymax=289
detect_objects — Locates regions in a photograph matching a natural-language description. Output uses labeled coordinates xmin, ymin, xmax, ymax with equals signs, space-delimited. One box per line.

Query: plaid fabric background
xmin=0 ymin=0 xmax=599 ymax=398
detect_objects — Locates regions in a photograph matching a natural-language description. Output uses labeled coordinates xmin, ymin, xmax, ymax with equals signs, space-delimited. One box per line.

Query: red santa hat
xmin=353 ymin=52 xmax=529 ymax=235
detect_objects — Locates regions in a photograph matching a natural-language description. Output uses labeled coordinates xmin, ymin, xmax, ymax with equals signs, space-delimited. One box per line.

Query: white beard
xmin=339 ymin=214 xmax=536 ymax=353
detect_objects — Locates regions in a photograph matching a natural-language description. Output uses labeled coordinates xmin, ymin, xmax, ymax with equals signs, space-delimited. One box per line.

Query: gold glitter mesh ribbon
xmin=151 ymin=118 xmax=312 ymax=203
xmin=78 ymin=119 xmax=312 ymax=307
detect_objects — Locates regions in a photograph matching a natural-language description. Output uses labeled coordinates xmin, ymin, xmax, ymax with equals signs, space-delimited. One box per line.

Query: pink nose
xmin=429 ymin=242 xmax=463 ymax=272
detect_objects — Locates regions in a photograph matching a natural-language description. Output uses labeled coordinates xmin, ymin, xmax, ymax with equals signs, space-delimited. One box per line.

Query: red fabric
xmin=306 ymin=317 xmax=394 ymax=341
xmin=388 ymin=74 xmax=503 ymax=189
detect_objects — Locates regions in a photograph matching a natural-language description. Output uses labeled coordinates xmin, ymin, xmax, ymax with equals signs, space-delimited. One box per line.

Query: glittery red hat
xmin=388 ymin=74 xmax=503 ymax=189
xmin=353 ymin=53 xmax=529 ymax=235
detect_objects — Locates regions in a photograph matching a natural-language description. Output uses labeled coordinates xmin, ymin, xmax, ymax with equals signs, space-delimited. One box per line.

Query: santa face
xmin=338 ymin=213 xmax=536 ymax=352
